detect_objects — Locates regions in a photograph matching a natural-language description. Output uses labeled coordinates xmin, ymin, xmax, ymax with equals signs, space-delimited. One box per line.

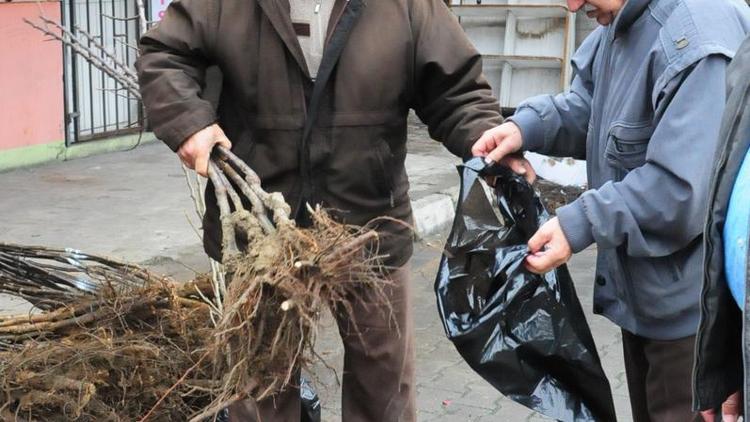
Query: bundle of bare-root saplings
xmin=0 ymin=148 xmax=388 ymax=421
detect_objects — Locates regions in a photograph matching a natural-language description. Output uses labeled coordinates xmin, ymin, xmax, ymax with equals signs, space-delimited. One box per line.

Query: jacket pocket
xmin=375 ymin=139 xmax=396 ymax=207
xmin=620 ymin=253 xmax=684 ymax=321
xmin=605 ymin=121 xmax=653 ymax=171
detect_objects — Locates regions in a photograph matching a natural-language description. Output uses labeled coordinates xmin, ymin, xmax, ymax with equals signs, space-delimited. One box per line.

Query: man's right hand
xmin=471 ymin=121 xmax=524 ymax=163
xmin=177 ymin=123 xmax=232 ymax=177
xmin=471 ymin=122 xmax=528 ymax=180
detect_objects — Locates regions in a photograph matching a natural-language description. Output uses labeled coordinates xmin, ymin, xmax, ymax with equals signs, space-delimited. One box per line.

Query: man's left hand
xmin=701 ymin=391 xmax=742 ymax=422
xmin=525 ymin=217 xmax=573 ymax=274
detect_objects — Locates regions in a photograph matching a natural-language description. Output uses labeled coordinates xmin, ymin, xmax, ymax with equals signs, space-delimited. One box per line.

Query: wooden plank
xmin=564 ymin=11 xmax=576 ymax=90
xmin=451 ymin=4 xmax=569 ymax=20
xmin=499 ymin=10 xmax=516 ymax=107
xmin=483 ymin=55 xmax=563 ymax=69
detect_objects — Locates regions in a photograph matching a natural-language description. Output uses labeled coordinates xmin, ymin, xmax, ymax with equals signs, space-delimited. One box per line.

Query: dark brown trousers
xmin=229 ymin=264 xmax=416 ymax=422
xmin=622 ymin=330 xmax=701 ymax=422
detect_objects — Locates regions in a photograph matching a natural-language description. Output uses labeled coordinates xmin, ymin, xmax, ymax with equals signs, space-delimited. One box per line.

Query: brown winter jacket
xmin=136 ymin=0 xmax=502 ymax=266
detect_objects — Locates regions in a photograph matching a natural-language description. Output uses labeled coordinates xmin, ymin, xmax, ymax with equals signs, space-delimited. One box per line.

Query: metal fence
xmin=62 ymin=0 xmax=143 ymax=144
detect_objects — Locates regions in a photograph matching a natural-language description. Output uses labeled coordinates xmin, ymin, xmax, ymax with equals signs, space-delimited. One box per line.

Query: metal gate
xmin=62 ymin=0 xmax=143 ymax=144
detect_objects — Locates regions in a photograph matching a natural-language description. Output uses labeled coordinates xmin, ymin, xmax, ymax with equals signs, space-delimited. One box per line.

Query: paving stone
xmin=452 ymin=383 xmax=500 ymax=410
xmin=417 ymin=385 xmax=460 ymax=415
xmin=444 ymin=403 xmax=494 ymax=419
xmin=488 ymin=400 xmax=537 ymax=421
xmin=415 ymin=358 xmax=457 ymax=380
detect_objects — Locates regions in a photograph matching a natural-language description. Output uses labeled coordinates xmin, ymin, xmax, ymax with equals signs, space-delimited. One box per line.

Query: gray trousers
xmin=229 ymin=264 xmax=416 ymax=422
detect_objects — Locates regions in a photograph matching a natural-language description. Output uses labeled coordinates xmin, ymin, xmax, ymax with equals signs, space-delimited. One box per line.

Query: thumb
xmin=216 ymin=135 xmax=232 ymax=150
xmin=522 ymin=160 xmax=537 ymax=184
xmin=471 ymin=129 xmax=496 ymax=157
xmin=502 ymin=156 xmax=537 ymax=184
xmin=722 ymin=391 xmax=742 ymax=422
xmin=528 ymin=226 xmax=551 ymax=253
xmin=700 ymin=409 xmax=715 ymax=422
xmin=503 ymin=156 xmax=528 ymax=176
xmin=194 ymin=150 xmax=210 ymax=177
xmin=486 ymin=139 xmax=518 ymax=164
xmin=212 ymin=125 xmax=232 ymax=150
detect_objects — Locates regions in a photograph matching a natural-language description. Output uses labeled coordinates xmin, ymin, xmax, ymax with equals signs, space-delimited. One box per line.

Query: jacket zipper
xmin=693 ymin=78 xmax=750 ymax=407
xmin=376 ymin=142 xmax=396 ymax=208
xmin=597 ymin=29 xmax=616 ymax=158
xmin=295 ymin=0 xmax=362 ymax=223
xmin=325 ymin=0 xmax=348 ymax=45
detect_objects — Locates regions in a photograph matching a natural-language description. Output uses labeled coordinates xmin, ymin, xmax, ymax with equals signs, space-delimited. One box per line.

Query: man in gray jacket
xmin=472 ymin=0 xmax=750 ymax=420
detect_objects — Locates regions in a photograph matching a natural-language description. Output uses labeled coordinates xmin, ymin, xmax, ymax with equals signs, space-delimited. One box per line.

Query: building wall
xmin=0 ymin=1 xmax=65 ymax=157
xmin=0 ymin=1 xmax=153 ymax=172
xmin=574 ymin=10 xmax=600 ymax=49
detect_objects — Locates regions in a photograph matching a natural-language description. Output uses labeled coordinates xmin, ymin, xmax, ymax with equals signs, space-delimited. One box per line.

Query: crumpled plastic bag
xmin=435 ymin=158 xmax=616 ymax=421
xmin=300 ymin=375 xmax=321 ymax=422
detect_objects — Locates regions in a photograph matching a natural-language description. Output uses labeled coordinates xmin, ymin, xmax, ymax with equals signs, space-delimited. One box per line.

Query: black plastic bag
xmin=300 ymin=375 xmax=321 ymax=422
xmin=217 ymin=375 xmax=320 ymax=422
xmin=435 ymin=158 xmax=616 ymax=421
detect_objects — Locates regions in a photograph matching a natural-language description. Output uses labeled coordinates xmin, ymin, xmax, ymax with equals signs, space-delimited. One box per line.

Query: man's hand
xmin=472 ymin=122 xmax=523 ymax=162
xmin=701 ymin=391 xmax=742 ymax=422
xmin=177 ymin=124 xmax=232 ymax=177
xmin=472 ymin=122 xmax=534 ymax=183
xmin=525 ymin=217 xmax=573 ymax=274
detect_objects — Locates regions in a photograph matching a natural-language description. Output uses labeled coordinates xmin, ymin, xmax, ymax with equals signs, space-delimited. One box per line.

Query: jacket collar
xmin=326 ymin=0 xmax=349 ymax=44
xmin=257 ymin=0 xmax=310 ymax=77
xmin=257 ymin=0 xmax=351 ymax=78
xmin=612 ymin=0 xmax=652 ymax=36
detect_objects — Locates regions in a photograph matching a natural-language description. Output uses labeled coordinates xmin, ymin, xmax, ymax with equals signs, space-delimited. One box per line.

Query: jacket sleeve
xmin=409 ymin=0 xmax=503 ymax=159
xmin=135 ymin=0 xmax=219 ymax=151
xmin=556 ymin=55 xmax=730 ymax=255
xmin=507 ymin=29 xmax=602 ymax=160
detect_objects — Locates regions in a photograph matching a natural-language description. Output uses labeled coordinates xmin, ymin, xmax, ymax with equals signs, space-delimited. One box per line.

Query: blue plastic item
xmin=724 ymin=144 xmax=750 ymax=308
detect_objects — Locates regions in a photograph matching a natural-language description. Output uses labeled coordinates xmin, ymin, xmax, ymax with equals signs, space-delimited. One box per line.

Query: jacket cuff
xmin=507 ymin=107 xmax=544 ymax=153
xmin=456 ymin=118 xmax=504 ymax=160
xmin=155 ymin=106 xmax=217 ymax=152
xmin=556 ymin=199 xmax=595 ymax=253
xmin=460 ymin=138 xmax=477 ymax=161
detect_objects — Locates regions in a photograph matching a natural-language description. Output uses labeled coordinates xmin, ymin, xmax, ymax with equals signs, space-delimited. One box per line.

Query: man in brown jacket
xmin=137 ymin=0 xmax=529 ymax=420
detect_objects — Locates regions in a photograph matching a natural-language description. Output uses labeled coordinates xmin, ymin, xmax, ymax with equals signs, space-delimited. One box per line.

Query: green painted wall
xmin=0 ymin=133 xmax=157 ymax=172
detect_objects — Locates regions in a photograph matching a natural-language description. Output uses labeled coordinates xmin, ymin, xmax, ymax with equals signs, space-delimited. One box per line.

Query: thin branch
xmin=136 ymin=0 xmax=148 ymax=34
xmin=115 ymin=37 xmax=140 ymax=53
xmin=216 ymin=160 xmax=274 ymax=234
xmin=73 ymin=24 xmax=138 ymax=80
xmin=101 ymin=14 xmax=141 ymax=22
xmin=207 ymin=163 xmax=239 ymax=260
xmin=25 ymin=18 xmax=141 ymax=99
xmin=214 ymin=165 xmax=245 ymax=213
xmin=181 ymin=165 xmax=226 ymax=316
